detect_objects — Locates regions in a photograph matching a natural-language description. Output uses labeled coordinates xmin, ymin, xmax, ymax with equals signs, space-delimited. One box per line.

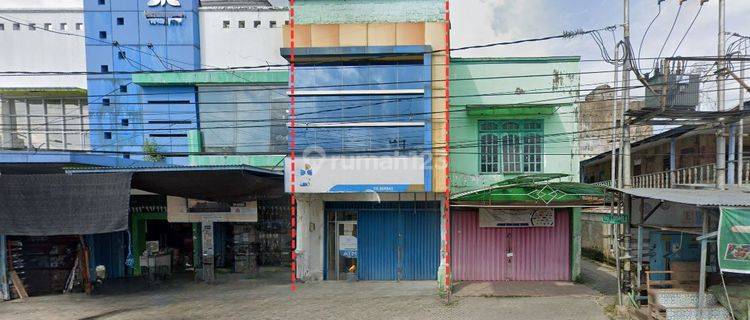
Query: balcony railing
xmin=591 ymin=158 xmax=750 ymax=188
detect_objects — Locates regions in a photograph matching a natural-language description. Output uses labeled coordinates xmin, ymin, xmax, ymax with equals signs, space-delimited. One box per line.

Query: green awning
xmin=0 ymin=87 xmax=86 ymax=97
xmin=452 ymin=173 xmax=605 ymax=207
xmin=466 ymin=104 xmax=562 ymax=116
xmin=132 ymin=71 xmax=288 ymax=86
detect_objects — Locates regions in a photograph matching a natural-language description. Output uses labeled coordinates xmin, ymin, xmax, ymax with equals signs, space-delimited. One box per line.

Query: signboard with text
xmin=284 ymin=156 xmax=427 ymax=193
xmin=478 ymin=208 xmax=555 ymax=228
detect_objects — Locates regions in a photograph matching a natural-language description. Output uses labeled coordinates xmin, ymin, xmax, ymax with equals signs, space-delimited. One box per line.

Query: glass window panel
xmin=48 ymin=133 xmax=64 ymax=149
xmin=479 ymin=133 xmax=499 ymax=173
xmin=46 ymin=100 xmax=63 ymax=132
xmin=396 ymin=64 xmax=425 ymax=89
xmin=315 ymin=65 xmax=342 ymax=87
xmin=65 ymin=133 xmax=83 ymax=150
xmin=342 ymin=127 xmax=370 ymax=152
xmin=340 ymin=95 xmax=370 ymax=121
xmin=10 ymin=99 xmax=28 ymax=129
xmin=478 ymin=120 xmax=543 ymax=173
xmin=341 ymin=65 xmax=368 ymax=90
xmin=502 ymin=134 xmax=521 ymax=172
xmin=399 ymin=126 xmax=424 ymax=151
xmin=81 ymin=103 xmax=89 ymax=132
xmin=368 ymin=65 xmax=397 ymax=90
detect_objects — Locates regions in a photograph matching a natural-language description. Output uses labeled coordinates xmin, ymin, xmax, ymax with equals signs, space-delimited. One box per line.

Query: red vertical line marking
xmin=443 ymin=0 xmax=452 ymax=297
xmin=289 ymin=0 xmax=297 ymax=293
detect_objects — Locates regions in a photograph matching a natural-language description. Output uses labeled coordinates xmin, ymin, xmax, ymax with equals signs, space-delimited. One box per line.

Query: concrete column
xmin=200 ymin=219 xmax=215 ymax=283
xmin=192 ymin=223 xmax=202 ymax=276
xmin=295 ymin=195 xmax=324 ymax=281
xmin=698 ymin=210 xmax=709 ymax=309
xmin=438 ymin=194 xmax=449 ymax=291
xmin=728 ymin=125 xmax=736 ymax=185
xmin=669 ymin=138 xmax=677 ymax=188
xmin=570 ymin=208 xmax=582 ymax=281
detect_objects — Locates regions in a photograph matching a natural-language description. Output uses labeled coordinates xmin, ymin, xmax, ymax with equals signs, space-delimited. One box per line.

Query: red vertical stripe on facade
xmin=288 ymin=0 xmax=297 ymax=293
xmin=451 ymin=209 xmax=571 ymax=281
xmin=443 ymin=0 xmax=452 ymax=295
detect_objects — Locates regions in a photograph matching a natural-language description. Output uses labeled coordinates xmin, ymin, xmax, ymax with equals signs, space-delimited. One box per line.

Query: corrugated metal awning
xmin=612 ymin=187 xmax=750 ymax=207
xmin=67 ymin=165 xmax=284 ymax=203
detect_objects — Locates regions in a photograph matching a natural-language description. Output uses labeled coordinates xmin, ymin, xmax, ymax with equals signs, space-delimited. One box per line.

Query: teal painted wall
xmin=295 ymin=0 xmax=444 ymax=24
xmin=450 ymin=57 xmax=581 ymax=193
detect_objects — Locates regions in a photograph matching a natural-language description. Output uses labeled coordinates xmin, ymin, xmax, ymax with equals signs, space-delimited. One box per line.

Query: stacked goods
xmin=232 ymin=223 xmax=259 ymax=275
xmin=257 ymin=200 xmax=291 ymax=267
xmin=7 ymin=236 xmax=78 ymax=297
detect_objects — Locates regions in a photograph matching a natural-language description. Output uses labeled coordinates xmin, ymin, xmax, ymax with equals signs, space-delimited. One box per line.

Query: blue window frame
xmin=479 ymin=120 xmax=543 ymax=173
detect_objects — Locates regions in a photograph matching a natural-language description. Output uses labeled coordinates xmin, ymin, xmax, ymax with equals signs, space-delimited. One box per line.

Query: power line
xmin=671 ymin=3 xmax=704 ymax=57
xmin=655 ymin=2 xmax=683 ymax=68
xmin=638 ymin=2 xmax=662 ymax=71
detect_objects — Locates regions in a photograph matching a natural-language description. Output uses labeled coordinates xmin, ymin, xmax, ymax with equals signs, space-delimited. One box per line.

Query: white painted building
xmin=0 ymin=1 xmax=88 ymax=151
xmin=199 ymin=0 xmax=288 ymax=68
xmin=0 ymin=3 xmax=86 ymax=89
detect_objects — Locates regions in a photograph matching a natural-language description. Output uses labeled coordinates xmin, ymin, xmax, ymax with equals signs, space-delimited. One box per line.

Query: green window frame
xmin=478 ymin=120 xmax=543 ymax=174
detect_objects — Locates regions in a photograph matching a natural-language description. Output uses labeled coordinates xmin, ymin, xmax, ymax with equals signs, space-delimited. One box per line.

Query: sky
xmin=451 ymin=0 xmax=750 ymax=109
xmin=3 ymin=0 xmax=750 ymax=106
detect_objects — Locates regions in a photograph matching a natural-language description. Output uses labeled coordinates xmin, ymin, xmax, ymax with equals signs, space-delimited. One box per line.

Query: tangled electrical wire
xmin=590 ymin=27 xmax=626 ymax=67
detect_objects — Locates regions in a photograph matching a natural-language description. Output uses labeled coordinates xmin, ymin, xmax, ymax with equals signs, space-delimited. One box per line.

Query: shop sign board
xmin=718 ymin=207 xmax=750 ymax=274
xmin=602 ymin=214 xmax=628 ymax=225
xmin=478 ymin=208 xmax=555 ymax=227
xmin=284 ymin=156 xmax=427 ymax=193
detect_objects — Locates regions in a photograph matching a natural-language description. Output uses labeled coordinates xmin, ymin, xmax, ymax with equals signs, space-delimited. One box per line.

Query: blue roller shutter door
xmin=357 ymin=210 xmax=399 ymax=280
xmin=356 ymin=203 xmax=440 ymax=281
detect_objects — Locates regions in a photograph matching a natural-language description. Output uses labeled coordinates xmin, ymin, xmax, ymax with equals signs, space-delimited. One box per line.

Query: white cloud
xmin=451 ymin=0 xmax=750 ymax=106
xmin=0 ymin=0 xmax=81 ymax=9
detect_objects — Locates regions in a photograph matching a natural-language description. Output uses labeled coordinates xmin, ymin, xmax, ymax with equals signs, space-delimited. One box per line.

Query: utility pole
xmin=716 ymin=0 xmax=727 ymax=189
xmin=611 ymin=47 xmax=619 ymax=187
xmin=611 ymin=46 xmax=622 ymax=307
xmin=739 ymin=49 xmax=746 ymax=186
xmin=616 ymin=0 xmax=631 ymax=308
xmin=621 ymin=0 xmax=631 ymax=189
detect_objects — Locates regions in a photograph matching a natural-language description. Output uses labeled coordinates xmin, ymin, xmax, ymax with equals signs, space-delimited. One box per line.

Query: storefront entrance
xmin=451 ymin=208 xmax=571 ymax=281
xmin=325 ymin=201 xmax=440 ymax=281
xmin=326 ymin=211 xmax=358 ymax=280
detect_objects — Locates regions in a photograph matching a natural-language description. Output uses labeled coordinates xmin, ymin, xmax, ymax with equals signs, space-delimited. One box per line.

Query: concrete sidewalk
xmin=581 ymin=258 xmax=619 ymax=295
xmin=454 ymin=280 xmax=598 ymax=297
xmin=0 ymin=269 xmax=612 ymax=320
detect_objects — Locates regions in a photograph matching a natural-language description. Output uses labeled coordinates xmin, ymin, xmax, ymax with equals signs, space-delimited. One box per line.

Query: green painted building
xmin=450 ymin=57 xmax=581 ymax=193
xmin=131 ymin=70 xmax=289 ymax=170
xmin=447 ymin=57 xmax=595 ymax=283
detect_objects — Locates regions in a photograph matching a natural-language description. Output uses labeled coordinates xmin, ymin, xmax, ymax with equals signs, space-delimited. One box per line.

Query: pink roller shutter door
xmin=451 ymin=209 xmax=570 ymax=281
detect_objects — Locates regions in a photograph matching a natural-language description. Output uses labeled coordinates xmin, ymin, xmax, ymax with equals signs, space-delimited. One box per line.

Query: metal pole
xmin=698 ymin=211 xmax=709 ymax=311
xmin=739 ymin=47 xmax=746 ymax=186
xmin=621 ymin=0 xmax=632 ymax=189
xmin=636 ymin=225 xmax=643 ymax=291
xmin=716 ymin=0 xmax=727 ymax=189
xmin=611 ymin=46 xmax=620 ymax=187
xmin=615 ymin=192 xmax=623 ymax=306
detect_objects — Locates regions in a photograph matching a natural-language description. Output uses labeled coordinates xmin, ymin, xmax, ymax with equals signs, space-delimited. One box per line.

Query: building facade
xmin=0 ymin=4 xmax=89 ymax=151
xmin=578 ymin=84 xmax=651 ymax=160
xmin=82 ymin=0 xmax=286 ymax=164
xmin=283 ymin=0 xmax=449 ymax=281
xmin=449 ymin=57 xmax=590 ymax=282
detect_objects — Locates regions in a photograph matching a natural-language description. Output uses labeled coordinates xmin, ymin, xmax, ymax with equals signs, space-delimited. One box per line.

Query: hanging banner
xmin=718 ymin=207 xmax=750 ymax=274
xmin=478 ymin=208 xmax=555 ymax=227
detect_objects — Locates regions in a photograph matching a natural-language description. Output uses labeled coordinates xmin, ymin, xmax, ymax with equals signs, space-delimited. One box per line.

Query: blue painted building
xmin=283 ymin=0 xmax=449 ymax=282
xmin=84 ymin=0 xmax=201 ymax=164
